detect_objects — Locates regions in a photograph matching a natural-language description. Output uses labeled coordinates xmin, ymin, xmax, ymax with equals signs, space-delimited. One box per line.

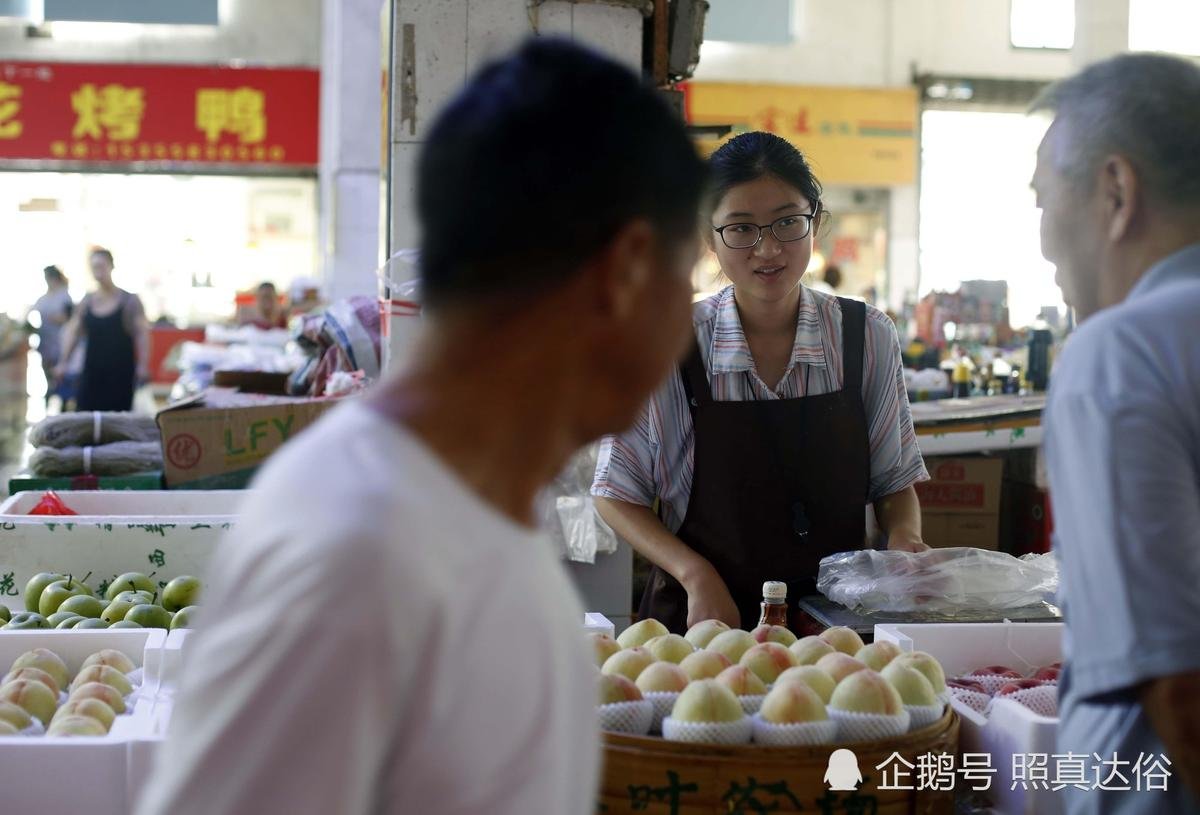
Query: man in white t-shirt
xmin=136 ymin=39 xmax=707 ymax=815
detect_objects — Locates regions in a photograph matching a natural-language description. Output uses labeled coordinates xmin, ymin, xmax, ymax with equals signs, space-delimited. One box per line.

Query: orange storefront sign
xmin=683 ymin=82 xmax=918 ymax=186
xmin=0 ymin=61 xmax=318 ymax=168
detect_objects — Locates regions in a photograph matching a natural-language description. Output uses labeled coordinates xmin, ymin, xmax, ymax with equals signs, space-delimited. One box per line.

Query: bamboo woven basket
xmin=599 ymin=707 xmax=960 ymax=814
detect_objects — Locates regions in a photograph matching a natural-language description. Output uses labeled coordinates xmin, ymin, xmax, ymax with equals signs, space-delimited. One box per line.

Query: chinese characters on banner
xmin=0 ymin=62 xmax=318 ymax=167
xmin=681 ymin=82 xmax=918 ymax=187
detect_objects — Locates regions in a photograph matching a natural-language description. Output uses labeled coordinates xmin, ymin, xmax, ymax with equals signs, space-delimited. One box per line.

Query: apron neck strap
xmin=837 ymin=297 xmax=866 ymax=394
xmin=680 ymin=339 xmax=712 ymax=411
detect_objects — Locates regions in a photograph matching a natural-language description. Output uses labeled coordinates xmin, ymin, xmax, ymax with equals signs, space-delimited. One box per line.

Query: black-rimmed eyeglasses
xmin=712 ymin=213 xmax=816 ymax=250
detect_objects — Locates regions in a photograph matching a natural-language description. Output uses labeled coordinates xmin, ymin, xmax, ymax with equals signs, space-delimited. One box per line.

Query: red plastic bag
xmin=28 ymin=491 xmax=78 ymax=516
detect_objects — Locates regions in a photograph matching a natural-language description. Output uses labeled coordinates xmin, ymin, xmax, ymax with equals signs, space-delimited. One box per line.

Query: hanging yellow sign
xmin=684 ymin=82 xmax=918 ymax=186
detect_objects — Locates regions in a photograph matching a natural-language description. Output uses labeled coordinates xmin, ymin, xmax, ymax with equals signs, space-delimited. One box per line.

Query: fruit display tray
xmin=0 ymin=629 xmax=174 ymax=815
xmin=873 ymin=622 xmax=1063 ymax=815
xmin=0 ymin=490 xmax=242 ymax=604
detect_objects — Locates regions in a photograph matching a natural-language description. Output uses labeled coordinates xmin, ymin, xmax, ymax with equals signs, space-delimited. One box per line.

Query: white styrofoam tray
xmin=874 ymin=622 xmax=1063 ymax=815
xmin=0 ymin=490 xmax=247 ymax=518
xmin=584 ymin=612 xmax=615 ymax=639
xmin=0 ymin=491 xmax=245 ymax=609
xmin=0 ymin=629 xmax=173 ymax=815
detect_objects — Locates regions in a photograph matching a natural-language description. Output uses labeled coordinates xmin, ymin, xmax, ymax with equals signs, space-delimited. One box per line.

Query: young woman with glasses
xmin=593 ymin=131 xmax=930 ymax=634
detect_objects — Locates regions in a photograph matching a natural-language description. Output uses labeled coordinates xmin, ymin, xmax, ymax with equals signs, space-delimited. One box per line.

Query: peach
xmin=819 ymin=626 xmax=865 ymax=656
xmin=80 ymin=649 xmax=136 ymax=676
xmin=790 ymin=635 xmax=836 ymax=665
xmin=706 ymin=629 xmax=757 ymax=664
xmin=679 ymin=650 xmax=732 ymax=681
xmin=855 ymin=641 xmax=902 ymax=672
xmin=830 ymin=670 xmax=904 ymax=716
xmin=893 ymin=651 xmax=947 ymax=695
xmin=52 ymin=698 xmax=116 ymax=731
xmin=816 ymin=653 xmax=869 ymax=684
xmin=751 ymin=624 xmax=798 ymax=647
xmin=761 ymin=680 xmax=828 ymax=724
xmin=739 ymin=642 xmax=799 ymax=685
xmin=882 ymin=662 xmax=938 ymax=707
xmin=617 ymin=619 xmax=669 ymax=650
xmin=70 ymin=665 xmax=134 ymax=697
xmin=69 ymin=682 xmax=126 ymax=715
xmin=46 ymin=715 xmax=107 ymax=737
xmin=0 ymin=679 xmax=58 ymax=725
xmin=644 ymin=634 xmax=695 ymax=664
xmin=775 ymin=665 xmax=837 ymax=703
xmin=670 ymin=679 xmax=743 ymax=723
xmin=598 ymin=672 xmax=643 ymax=705
xmin=0 ymin=700 xmax=33 ymax=731
xmin=636 ymin=662 xmax=690 ymax=694
xmin=684 ymin=619 xmax=730 ymax=649
xmin=2 ymin=667 xmax=61 ymax=697
xmin=9 ymin=649 xmax=69 ymax=691
xmin=589 ymin=633 xmax=621 ymax=668
xmin=601 ymin=647 xmax=656 ymax=682
xmin=715 ymin=665 xmax=767 ymax=697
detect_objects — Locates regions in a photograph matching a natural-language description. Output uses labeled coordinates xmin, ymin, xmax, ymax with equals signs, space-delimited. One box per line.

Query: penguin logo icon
xmin=824 ymin=748 xmax=863 ymax=791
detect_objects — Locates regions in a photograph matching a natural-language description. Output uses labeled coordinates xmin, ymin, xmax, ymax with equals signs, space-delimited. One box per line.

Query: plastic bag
xmin=27 ymin=491 xmax=78 ymax=516
xmin=538 ymin=443 xmax=618 ymax=563
xmin=816 ymin=547 xmax=1058 ymax=615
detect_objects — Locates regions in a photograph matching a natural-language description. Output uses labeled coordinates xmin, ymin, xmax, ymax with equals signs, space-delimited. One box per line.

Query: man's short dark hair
xmin=417 ymin=38 xmax=707 ymax=310
xmin=258 ymin=282 xmax=277 ymax=293
xmin=91 ymin=247 xmax=114 ymax=265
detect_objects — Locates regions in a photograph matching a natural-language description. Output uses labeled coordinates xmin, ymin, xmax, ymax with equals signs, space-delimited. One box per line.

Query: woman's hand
xmin=887 ymin=533 xmax=930 ymax=553
xmin=682 ymin=565 xmax=741 ymax=630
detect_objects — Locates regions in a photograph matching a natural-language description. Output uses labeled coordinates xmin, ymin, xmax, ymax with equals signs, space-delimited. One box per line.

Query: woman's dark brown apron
xmin=639 ymin=298 xmax=870 ymax=633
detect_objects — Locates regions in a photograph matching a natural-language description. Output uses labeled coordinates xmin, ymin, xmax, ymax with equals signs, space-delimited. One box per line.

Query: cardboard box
xmin=1000 ymin=479 xmax=1054 ymax=556
xmin=916 ymin=456 xmax=1004 ymax=550
xmin=157 ymin=388 xmax=340 ymax=489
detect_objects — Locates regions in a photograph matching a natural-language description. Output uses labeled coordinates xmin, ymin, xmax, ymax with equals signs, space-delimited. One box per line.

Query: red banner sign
xmin=0 ymin=61 xmax=319 ymax=168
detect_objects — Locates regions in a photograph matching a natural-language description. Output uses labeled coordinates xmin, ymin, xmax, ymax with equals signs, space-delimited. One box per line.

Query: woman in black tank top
xmin=57 ymin=248 xmax=149 ymax=412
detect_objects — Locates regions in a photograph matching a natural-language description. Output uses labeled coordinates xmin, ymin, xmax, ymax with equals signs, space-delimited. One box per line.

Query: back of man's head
xmin=417 ymin=38 xmax=706 ymax=311
xmin=1032 ymin=52 xmax=1200 ymax=212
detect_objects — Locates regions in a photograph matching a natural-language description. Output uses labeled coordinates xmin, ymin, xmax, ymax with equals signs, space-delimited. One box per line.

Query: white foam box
xmin=874 ymin=622 xmax=1063 ymax=815
xmin=0 ymin=629 xmax=173 ymax=815
xmin=0 ymin=490 xmax=244 ymax=605
xmin=584 ymin=612 xmax=615 ymax=638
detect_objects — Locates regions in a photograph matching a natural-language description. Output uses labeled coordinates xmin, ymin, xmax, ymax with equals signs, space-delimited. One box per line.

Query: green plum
xmin=169 ymin=606 xmax=199 ymax=630
xmin=162 ymin=576 xmax=201 ymax=613
xmin=0 ymin=604 xmax=10 ymax=624
xmin=101 ymin=598 xmax=138 ymax=624
xmin=113 ymin=590 xmax=155 ymax=606
xmin=74 ymin=618 xmax=109 ymax=629
xmin=55 ymin=615 xmax=85 ymax=629
xmin=46 ymin=611 xmax=82 ymax=627
xmin=57 ymin=594 xmax=105 ymax=619
xmin=38 ymin=574 xmax=94 ymax=617
xmin=4 ymin=612 xmax=50 ymax=630
xmin=108 ymin=620 xmax=143 ymax=629
xmin=105 ymin=572 xmax=157 ymax=602
xmin=124 ymin=604 xmax=172 ymax=629
xmin=23 ymin=572 xmax=65 ymax=613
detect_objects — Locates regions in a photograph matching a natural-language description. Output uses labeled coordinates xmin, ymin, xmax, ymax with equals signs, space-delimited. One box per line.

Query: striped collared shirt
xmin=592 ymin=284 xmax=928 ymax=532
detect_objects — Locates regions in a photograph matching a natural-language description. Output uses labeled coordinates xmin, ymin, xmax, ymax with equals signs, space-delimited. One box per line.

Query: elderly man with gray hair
xmin=1033 ymin=52 xmax=1200 ymax=813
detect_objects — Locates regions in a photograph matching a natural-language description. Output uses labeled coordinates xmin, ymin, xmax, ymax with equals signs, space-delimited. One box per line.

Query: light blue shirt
xmin=1045 ymin=242 xmax=1200 ymax=814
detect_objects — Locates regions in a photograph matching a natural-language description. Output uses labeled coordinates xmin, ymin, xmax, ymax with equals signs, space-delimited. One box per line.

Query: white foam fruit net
xmin=751 ymin=715 xmax=837 ymax=746
xmin=830 ymin=708 xmax=911 ymax=743
xmin=598 ymin=700 xmax=654 ymax=735
xmin=662 ymin=716 xmax=753 ymax=745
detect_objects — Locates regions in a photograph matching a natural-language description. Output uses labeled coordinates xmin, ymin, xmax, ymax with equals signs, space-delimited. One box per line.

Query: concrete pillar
xmin=1073 ymin=0 xmax=1130 ymax=68
xmin=384 ymin=0 xmax=644 ymax=372
xmin=318 ymin=0 xmax=384 ymax=303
